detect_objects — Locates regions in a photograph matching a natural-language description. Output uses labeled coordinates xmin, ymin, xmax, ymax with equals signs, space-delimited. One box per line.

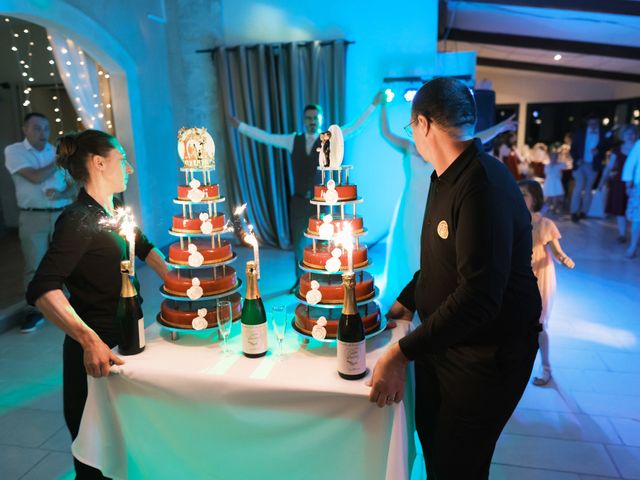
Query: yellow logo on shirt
xmin=437 ymin=220 xmax=449 ymax=239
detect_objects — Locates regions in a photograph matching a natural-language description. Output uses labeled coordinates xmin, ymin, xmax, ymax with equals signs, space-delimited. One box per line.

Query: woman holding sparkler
xmin=26 ymin=130 xmax=169 ymax=479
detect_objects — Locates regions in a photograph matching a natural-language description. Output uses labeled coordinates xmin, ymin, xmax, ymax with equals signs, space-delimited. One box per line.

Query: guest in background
xmin=3 ymin=112 xmax=77 ymax=333
xmin=570 ymin=114 xmax=613 ymax=222
xmin=543 ymin=145 xmax=566 ymax=214
xmin=599 ymin=125 xmax=638 ymax=243
xmin=230 ymin=94 xmax=381 ymax=289
xmin=499 ymin=132 xmax=523 ymax=180
xmin=26 ymin=130 xmax=169 ymax=478
xmin=519 ymin=180 xmax=575 ymax=386
xmin=622 ymin=137 xmax=640 ymax=258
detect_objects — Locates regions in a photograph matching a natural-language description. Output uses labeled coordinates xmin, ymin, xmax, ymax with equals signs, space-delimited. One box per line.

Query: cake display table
xmin=71 ymin=321 xmax=417 ymax=480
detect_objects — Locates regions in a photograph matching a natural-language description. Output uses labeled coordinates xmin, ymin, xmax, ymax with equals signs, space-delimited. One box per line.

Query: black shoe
xmin=571 ymin=213 xmax=580 ymax=223
xmin=21 ymin=313 xmax=44 ymax=333
xmin=579 ymin=212 xmax=587 ymax=219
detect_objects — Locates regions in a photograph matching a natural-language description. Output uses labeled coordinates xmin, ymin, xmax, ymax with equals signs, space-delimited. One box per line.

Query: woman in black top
xmin=26 ymin=130 xmax=168 ymax=479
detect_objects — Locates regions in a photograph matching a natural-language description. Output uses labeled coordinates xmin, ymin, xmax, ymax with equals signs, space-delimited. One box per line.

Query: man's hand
xmin=385 ymin=300 xmax=413 ymax=329
xmin=45 ymin=188 xmax=57 ymax=200
xmin=229 ymin=115 xmax=240 ymax=129
xmin=499 ymin=114 xmax=518 ymax=134
xmin=82 ymin=337 xmax=124 ymax=378
xmin=367 ymin=343 xmax=409 ymax=408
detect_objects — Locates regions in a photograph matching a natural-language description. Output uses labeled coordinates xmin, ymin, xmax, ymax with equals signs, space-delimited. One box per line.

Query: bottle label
xmin=242 ymin=323 xmax=267 ymax=354
xmin=337 ymin=340 xmax=366 ymax=375
xmin=138 ymin=317 xmax=145 ymax=349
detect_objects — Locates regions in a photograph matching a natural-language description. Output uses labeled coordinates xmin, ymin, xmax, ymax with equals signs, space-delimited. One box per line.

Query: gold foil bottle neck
xmin=120 ymin=261 xmax=136 ymax=298
xmin=341 ymin=272 xmax=357 ymax=315
xmin=245 ymin=261 xmax=260 ymax=300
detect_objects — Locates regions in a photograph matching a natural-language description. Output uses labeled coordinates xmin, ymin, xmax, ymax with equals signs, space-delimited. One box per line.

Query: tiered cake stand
xmin=157 ymin=166 xmax=242 ymax=340
xmin=293 ymin=165 xmax=386 ymax=342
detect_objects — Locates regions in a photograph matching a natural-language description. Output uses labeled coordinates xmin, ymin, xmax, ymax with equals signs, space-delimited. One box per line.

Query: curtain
xmin=47 ymin=29 xmax=107 ymax=131
xmin=213 ymin=40 xmax=348 ymax=248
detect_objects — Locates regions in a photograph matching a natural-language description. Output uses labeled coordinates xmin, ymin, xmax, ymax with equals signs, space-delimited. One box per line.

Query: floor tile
xmin=0 ymin=446 xmax=47 ymax=480
xmin=40 ymin=426 xmax=72 ymax=453
xmin=610 ymin=419 xmax=640 ymax=448
xmin=606 ymin=445 xmax=640 ymax=479
xmin=494 ymin=434 xmax=619 ymax=477
xmin=20 ymin=451 xmax=74 ymax=480
xmin=0 ymin=408 xmax=65 ymax=448
xmin=490 ymin=464 xmax=580 ymax=479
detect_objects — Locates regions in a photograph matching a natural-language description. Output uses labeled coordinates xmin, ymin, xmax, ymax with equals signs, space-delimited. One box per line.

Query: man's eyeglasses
xmin=404 ymin=118 xmax=418 ymax=137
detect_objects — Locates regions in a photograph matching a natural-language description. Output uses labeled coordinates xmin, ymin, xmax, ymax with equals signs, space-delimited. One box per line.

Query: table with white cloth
xmin=72 ymin=320 xmax=417 ymax=480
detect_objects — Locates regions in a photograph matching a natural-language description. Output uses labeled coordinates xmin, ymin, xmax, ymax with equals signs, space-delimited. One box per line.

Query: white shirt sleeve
xmin=4 ymin=144 xmax=32 ymax=175
xmin=622 ymin=141 xmax=640 ymax=183
xmin=238 ymin=123 xmax=296 ymax=153
xmin=341 ymin=104 xmax=377 ymax=139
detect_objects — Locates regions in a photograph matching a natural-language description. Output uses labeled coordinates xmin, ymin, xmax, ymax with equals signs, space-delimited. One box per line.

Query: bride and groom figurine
xmin=317 ymin=124 xmax=344 ymax=169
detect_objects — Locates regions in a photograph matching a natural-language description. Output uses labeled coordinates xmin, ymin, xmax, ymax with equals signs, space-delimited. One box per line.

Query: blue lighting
xmin=532 ymin=110 xmax=539 ymax=118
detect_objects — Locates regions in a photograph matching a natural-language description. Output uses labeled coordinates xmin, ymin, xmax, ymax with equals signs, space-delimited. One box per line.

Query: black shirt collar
xmin=432 ymin=138 xmax=482 ymax=185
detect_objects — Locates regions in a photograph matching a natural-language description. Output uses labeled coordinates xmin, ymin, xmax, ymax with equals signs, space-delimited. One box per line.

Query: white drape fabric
xmin=72 ymin=322 xmax=419 ymax=480
xmin=47 ymin=29 xmax=105 ymax=130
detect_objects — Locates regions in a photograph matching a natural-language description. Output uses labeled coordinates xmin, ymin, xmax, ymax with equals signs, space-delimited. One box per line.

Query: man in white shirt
xmin=570 ymin=115 xmax=612 ymax=222
xmin=4 ymin=113 xmax=76 ymax=332
xmin=622 ymin=139 xmax=640 ymax=258
xmin=230 ymin=95 xmax=381 ymax=290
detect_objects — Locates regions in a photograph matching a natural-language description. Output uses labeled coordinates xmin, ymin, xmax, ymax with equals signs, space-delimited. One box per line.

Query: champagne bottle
xmin=241 ymin=261 xmax=268 ymax=358
xmin=117 ymin=260 xmax=145 ymax=355
xmin=337 ymin=272 xmax=366 ymax=380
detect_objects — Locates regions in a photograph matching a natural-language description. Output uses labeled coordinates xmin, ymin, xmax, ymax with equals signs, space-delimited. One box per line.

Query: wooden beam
xmin=477 ymin=57 xmax=640 ymax=83
xmin=446 ymin=28 xmax=640 ymax=60
xmin=455 ymin=0 xmax=640 ymax=16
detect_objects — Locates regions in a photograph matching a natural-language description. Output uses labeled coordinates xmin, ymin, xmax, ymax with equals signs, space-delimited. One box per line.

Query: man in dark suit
xmin=570 ymin=114 xmax=613 ymax=222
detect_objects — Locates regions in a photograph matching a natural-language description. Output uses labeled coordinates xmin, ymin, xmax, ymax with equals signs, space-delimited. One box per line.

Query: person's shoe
xmin=617 ymin=235 xmax=627 ymax=244
xmin=571 ymin=213 xmax=580 ymax=223
xmin=20 ymin=313 xmax=44 ymax=333
xmin=532 ymin=367 xmax=552 ymax=386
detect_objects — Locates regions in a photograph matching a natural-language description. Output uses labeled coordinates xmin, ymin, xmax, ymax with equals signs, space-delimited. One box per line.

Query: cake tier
xmin=313 ymin=185 xmax=357 ymax=201
xmin=302 ymin=244 xmax=368 ymax=270
xmin=171 ymin=214 xmax=225 ymax=234
xmin=299 ymin=272 xmax=374 ymax=304
xmin=160 ymin=293 xmax=242 ymax=329
xmin=294 ymin=303 xmax=380 ymax=339
xmin=169 ymin=239 xmax=233 ymax=265
xmin=177 ymin=184 xmax=219 ymax=200
xmin=307 ymin=215 xmax=364 ymax=235
xmin=163 ymin=266 xmax=237 ymax=297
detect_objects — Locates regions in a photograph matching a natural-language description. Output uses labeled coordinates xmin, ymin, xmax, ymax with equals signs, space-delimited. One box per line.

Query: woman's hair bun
xmin=56 ymin=134 xmax=79 ymax=170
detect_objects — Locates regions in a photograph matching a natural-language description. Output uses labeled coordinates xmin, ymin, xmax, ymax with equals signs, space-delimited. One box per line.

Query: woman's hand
xmin=83 ymin=337 xmax=124 ymax=378
xmin=385 ymin=301 xmax=413 ymax=329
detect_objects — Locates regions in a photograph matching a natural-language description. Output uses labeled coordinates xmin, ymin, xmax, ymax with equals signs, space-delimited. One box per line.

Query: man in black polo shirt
xmin=368 ymin=78 xmax=541 ymax=479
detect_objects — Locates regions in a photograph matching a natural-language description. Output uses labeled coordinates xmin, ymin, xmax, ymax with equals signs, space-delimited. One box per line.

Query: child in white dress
xmin=543 ymin=148 xmax=566 ymax=213
xmin=519 ymin=180 xmax=575 ymax=386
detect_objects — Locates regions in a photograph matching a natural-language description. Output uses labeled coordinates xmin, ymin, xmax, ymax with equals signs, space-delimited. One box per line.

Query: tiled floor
xmin=0 ymin=215 xmax=639 ymax=479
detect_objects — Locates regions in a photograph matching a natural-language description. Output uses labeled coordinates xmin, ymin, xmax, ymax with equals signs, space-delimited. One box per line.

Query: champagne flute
xmin=217 ymin=301 xmax=233 ymax=354
xmin=271 ymin=305 xmax=287 ymax=355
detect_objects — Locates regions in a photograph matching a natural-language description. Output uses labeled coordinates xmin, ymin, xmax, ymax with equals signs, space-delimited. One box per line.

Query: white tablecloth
xmin=72 ymin=320 xmax=417 ymax=480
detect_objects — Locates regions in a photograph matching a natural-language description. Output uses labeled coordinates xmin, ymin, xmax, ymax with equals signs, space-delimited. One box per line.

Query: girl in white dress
xmin=519 ymin=179 xmax=575 ymax=386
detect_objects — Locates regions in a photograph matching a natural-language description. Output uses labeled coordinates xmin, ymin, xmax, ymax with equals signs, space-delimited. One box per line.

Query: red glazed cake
xmin=307 ymin=215 xmax=364 ymax=235
xmin=169 ymin=239 xmax=233 ymax=265
xmin=299 ymin=272 xmax=374 ymax=304
xmin=177 ymin=184 xmax=219 ymax=200
xmin=302 ymin=244 xmax=368 ymax=270
xmin=294 ymin=303 xmax=380 ymax=339
xmin=163 ymin=266 xmax=237 ymax=297
xmin=313 ymin=185 xmax=357 ymax=201
xmin=160 ymin=293 xmax=242 ymax=329
xmin=171 ymin=213 xmax=225 ymax=234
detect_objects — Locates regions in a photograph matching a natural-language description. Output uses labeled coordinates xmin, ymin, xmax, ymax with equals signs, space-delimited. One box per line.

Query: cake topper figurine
xmin=191 ymin=308 xmax=208 ymax=330
xmin=186 ymin=277 xmax=203 ymax=300
xmin=327 ymin=124 xmax=344 ymax=168
xmin=177 ymin=127 xmax=215 ymax=169
xmin=317 ymin=130 xmax=332 ymax=168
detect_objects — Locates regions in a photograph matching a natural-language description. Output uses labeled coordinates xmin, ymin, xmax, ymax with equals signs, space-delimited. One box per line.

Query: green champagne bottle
xmin=337 ymin=272 xmax=366 ymax=380
xmin=117 ymin=260 xmax=145 ymax=355
xmin=241 ymin=261 xmax=267 ymax=358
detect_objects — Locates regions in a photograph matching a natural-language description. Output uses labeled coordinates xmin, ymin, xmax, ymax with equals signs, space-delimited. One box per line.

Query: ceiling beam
xmin=477 ymin=57 xmax=640 ymax=83
xmin=445 ymin=28 xmax=640 ymax=60
xmin=453 ymin=0 xmax=640 ymax=16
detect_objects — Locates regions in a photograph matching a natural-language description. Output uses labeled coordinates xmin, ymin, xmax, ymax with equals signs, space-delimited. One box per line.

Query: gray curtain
xmin=213 ymin=40 xmax=348 ymax=248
